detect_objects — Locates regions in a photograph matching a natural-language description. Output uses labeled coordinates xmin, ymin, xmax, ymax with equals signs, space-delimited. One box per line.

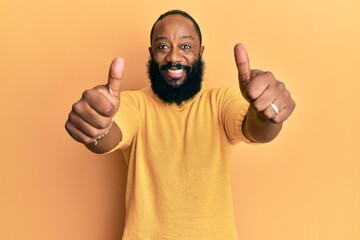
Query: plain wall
xmin=1 ymin=0 xmax=359 ymax=239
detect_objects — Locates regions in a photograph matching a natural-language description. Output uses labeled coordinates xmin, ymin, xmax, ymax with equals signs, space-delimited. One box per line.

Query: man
xmin=65 ymin=10 xmax=295 ymax=240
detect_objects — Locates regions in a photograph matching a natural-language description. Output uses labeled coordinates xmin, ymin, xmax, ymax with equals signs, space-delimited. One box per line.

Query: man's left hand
xmin=234 ymin=43 xmax=295 ymax=123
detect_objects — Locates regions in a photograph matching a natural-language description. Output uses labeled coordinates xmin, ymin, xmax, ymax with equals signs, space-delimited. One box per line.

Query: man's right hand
xmin=65 ymin=57 xmax=124 ymax=146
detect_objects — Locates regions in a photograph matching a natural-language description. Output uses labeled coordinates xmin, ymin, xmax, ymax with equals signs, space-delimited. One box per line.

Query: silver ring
xmin=271 ymin=103 xmax=280 ymax=114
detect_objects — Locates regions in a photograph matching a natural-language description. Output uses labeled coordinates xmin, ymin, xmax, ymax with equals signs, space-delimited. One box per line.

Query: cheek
xmin=184 ymin=55 xmax=198 ymax=65
xmin=152 ymin=53 xmax=166 ymax=64
xmin=184 ymin=50 xmax=200 ymax=61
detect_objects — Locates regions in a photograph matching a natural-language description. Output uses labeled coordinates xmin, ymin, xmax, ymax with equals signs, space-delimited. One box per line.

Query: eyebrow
xmin=154 ymin=35 xmax=195 ymax=42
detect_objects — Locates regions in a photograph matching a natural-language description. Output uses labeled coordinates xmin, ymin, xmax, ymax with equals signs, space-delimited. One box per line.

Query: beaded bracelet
xmin=93 ymin=129 xmax=110 ymax=146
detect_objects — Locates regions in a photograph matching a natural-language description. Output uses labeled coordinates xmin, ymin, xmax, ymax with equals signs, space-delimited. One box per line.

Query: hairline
xmin=150 ymin=10 xmax=202 ymax=46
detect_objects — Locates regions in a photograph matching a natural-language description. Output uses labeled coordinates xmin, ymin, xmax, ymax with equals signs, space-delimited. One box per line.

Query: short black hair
xmin=150 ymin=10 xmax=202 ymax=46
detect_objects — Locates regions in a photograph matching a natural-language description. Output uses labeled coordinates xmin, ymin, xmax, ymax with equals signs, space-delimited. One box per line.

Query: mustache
xmin=160 ymin=62 xmax=191 ymax=71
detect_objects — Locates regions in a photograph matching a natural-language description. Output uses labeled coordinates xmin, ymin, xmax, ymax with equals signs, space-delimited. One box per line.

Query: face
xmin=149 ymin=14 xmax=204 ymax=88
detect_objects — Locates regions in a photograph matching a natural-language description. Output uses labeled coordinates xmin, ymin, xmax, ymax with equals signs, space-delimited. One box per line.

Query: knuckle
xmin=262 ymin=109 xmax=274 ymax=120
xmin=102 ymin=104 xmax=115 ymax=116
xmin=264 ymin=71 xmax=274 ymax=79
xmin=272 ymin=118 xmax=282 ymax=124
xmin=251 ymin=101 xmax=263 ymax=112
xmin=105 ymin=106 xmax=115 ymax=116
xmin=276 ymin=81 xmax=285 ymax=90
xmin=280 ymin=114 xmax=289 ymax=123
xmin=80 ymin=125 xmax=96 ymax=139
xmin=273 ymin=114 xmax=284 ymax=123
xmin=64 ymin=122 xmax=82 ymax=142
xmin=64 ymin=121 xmax=72 ymax=133
xmin=68 ymin=112 xmax=77 ymax=122
xmin=71 ymin=102 xmax=82 ymax=113
xmin=82 ymin=89 xmax=93 ymax=99
xmin=283 ymin=89 xmax=290 ymax=98
xmin=246 ymin=89 xmax=257 ymax=101
xmin=97 ymin=118 xmax=111 ymax=129
xmin=88 ymin=128 xmax=99 ymax=139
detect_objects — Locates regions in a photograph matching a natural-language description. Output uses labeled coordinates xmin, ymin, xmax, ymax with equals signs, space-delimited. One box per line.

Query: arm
xmin=234 ymin=43 xmax=295 ymax=143
xmin=65 ymin=57 xmax=125 ymax=154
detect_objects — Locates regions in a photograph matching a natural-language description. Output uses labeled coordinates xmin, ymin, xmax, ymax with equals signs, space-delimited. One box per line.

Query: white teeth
xmin=168 ymin=69 xmax=183 ymax=74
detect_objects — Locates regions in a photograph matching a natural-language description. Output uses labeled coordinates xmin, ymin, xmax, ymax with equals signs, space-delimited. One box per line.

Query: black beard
xmin=147 ymin=57 xmax=204 ymax=105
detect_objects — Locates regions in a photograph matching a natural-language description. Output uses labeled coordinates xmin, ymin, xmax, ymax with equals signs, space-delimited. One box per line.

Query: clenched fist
xmin=65 ymin=57 xmax=124 ymax=149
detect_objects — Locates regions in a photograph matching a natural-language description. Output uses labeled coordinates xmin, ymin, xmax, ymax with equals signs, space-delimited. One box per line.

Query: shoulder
xmin=120 ymin=87 xmax=153 ymax=105
xmin=120 ymin=87 xmax=150 ymax=98
xmin=202 ymin=86 xmax=243 ymax=101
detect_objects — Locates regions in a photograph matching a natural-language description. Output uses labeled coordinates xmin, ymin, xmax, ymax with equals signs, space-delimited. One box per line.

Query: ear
xmin=199 ymin=45 xmax=205 ymax=57
xmin=148 ymin=47 xmax=153 ymax=56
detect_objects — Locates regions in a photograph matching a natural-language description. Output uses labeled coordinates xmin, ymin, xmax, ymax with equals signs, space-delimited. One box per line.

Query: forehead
xmin=152 ymin=14 xmax=199 ymax=43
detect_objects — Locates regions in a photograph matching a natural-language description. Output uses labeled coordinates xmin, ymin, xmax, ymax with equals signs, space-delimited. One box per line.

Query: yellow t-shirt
xmin=112 ymin=85 xmax=250 ymax=240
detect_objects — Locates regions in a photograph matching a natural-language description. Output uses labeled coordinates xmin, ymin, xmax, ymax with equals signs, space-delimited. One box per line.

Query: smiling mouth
xmin=160 ymin=68 xmax=186 ymax=87
xmin=167 ymin=68 xmax=185 ymax=78
xmin=159 ymin=63 xmax=191 ymax=87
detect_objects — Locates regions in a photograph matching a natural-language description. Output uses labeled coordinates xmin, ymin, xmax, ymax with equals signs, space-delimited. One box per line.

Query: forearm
xmin=85 ymin=122 xmax=122 ymax=154
xmin=242 ymin=106 xmax=282 ymax=143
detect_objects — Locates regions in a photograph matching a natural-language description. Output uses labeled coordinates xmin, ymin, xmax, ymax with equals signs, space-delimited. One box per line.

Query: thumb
xmin=234 ymin=43 xmax=250 ymax=93
xmin=107 ymin=57 xmax=125 ymax=98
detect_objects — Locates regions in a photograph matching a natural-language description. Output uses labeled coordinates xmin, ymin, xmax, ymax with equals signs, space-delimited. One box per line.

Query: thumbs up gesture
xmin=65 ymin=57 xmax=124 ymax=148
xmin=234 ymin=43 xmax=295 ymax=123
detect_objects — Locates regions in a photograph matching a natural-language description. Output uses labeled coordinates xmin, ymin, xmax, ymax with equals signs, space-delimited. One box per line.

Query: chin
xmin=166 ymin=78 xmax=187 ymax=88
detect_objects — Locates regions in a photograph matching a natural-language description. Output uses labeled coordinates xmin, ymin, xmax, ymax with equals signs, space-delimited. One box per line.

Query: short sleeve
xmin=107 ymin=91 xmax=140 ymax=152
xmin=220 ymin=87 xmax=252 ymax=144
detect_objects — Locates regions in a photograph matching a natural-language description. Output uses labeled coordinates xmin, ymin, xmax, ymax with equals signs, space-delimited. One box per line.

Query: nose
xmin=165 ymin=48 xmax=183 ymax=63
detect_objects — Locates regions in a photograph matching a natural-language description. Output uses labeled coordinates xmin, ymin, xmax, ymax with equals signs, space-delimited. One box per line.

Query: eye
xmin=181 ymin=44 xmax=191 ymax=50
xmin=158 ymin=44 xmax=169 ymax=50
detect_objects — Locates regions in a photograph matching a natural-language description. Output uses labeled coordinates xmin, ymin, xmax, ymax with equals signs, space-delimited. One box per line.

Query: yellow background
xmin=1 ymin=0 xmax=359 ymax=239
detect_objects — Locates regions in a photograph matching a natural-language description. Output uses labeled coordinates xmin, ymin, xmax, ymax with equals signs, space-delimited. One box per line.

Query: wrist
xmin=93 ymin=119 xmax=113 ymax=146
xmin=85 ymin=122 xmax=122 ymax=154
